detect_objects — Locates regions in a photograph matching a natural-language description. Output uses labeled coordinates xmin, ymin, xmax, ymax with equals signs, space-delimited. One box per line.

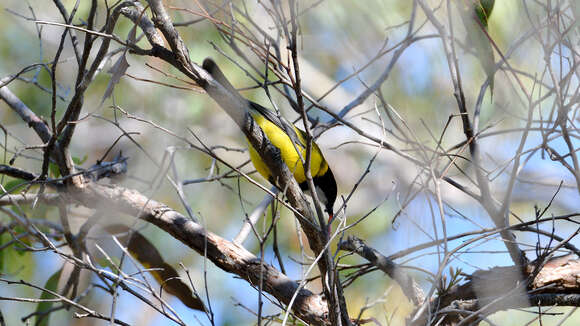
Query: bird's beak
xmin=326 ymin=213 xmax=334 ymax=234
xmin=327 ymin=213 xmax=334 ymax=225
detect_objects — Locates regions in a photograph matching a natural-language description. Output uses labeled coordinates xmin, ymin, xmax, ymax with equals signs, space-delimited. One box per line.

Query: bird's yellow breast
xmin=248 ymin=112 xmax=328 ymax=184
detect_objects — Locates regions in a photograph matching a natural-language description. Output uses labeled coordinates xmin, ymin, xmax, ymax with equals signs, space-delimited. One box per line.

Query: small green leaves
xmin=474 ymin=0 xmax=495 ymax=27
xmin=72 ymin=155 xmax=88 ymax=165
xmin=35 ymin=267 xmax=63 ymax=326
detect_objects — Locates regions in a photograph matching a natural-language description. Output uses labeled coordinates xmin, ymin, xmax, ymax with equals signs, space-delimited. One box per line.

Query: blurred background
xmin=1 ymin=0 xmax=579 ymax=325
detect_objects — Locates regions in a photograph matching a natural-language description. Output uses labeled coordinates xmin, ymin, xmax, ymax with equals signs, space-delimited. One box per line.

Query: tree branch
xmin=71 ymin=182 xmax=330 ymax=325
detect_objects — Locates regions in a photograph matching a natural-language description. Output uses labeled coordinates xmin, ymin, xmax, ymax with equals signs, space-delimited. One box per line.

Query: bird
xmin=202 ymin=58 xmax=338 ymax=228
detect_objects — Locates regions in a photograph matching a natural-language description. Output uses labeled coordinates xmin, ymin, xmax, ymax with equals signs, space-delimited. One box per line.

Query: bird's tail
xmin=202 ymin=58 xmax=241 ymax=98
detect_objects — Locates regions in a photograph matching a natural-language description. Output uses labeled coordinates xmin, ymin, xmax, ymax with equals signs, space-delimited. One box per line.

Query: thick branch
xmin=411 ymin=255 xmax=580 ymax=325
xmin=0 ymin=83 xmax=52 ymax=143
xmin=71 ymin=183 xmax=330 ymax=325
xmin=0 ymin=193 xmax=61 ymax=206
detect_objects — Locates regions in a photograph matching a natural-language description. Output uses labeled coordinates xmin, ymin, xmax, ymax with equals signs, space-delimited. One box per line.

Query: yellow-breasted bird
xmin=202 ymin=59 xmax=337 ymax=226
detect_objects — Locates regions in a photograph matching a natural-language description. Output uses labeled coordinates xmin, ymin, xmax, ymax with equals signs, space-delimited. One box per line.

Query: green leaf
xmin=1 ymin=179 xmax=23 ymax=195
xmin=0 ymin=233 xmax=7 ymax=273
xmin=36 ymin=267 xmax=63 ymax=326
xmin=96 ymin=256 xmax=122 ymax=271
xmin=459 ymin=0 xmax=496 ymax=99
xmin=475 ymin=0 xmax=495 ymax=27
xmin=49 ymin=162 xmax=60 ymax=178
xmin=12 ymin=225 xmax=30 ymax=256
xmin=0 ymin=232 xmax=28 ymax=271
xmin=72 ymin=155 xmax=88 ymax=165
